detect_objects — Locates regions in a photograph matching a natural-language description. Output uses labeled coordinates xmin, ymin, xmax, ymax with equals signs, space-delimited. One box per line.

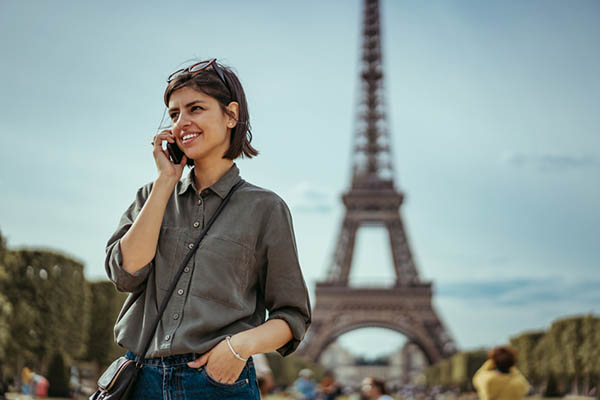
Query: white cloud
xmin=502 ymin=151 xmax=599 ymax=171
xmin=286 ymin=181 xmax=334 ymax=213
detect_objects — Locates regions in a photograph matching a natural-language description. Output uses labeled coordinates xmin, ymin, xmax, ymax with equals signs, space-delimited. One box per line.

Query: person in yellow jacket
xmin=473 ymin=346 xmax=530 ymax=400
xmin=21 ymin=366 xmax=32 ymax=396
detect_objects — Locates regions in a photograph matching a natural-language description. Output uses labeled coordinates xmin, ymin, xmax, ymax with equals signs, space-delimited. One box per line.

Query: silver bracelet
xmin=225 ymin=335 xmax=248 ymax=362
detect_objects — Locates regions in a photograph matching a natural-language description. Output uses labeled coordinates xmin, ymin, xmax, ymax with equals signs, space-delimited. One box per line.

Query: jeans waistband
xmin=125 ymin=350 xmax=254 ymax=368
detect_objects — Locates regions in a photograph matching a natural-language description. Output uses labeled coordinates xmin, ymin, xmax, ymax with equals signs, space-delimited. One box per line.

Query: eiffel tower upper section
xmin=351 ymin=0 xmax=396 ymax=191
xmin=323 ymin=0 xmax=421 ymax=286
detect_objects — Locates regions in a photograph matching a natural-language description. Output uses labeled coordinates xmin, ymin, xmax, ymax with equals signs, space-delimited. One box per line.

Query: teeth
xmin=182 ymin=133 xmax=200 ymax=141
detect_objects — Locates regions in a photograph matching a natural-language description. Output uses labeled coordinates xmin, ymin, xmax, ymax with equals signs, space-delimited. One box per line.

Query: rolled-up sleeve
xmin=261 ymin=197 xmax=312 ymax=356
xmin=105 ymin=184 xmax=153 ymax=292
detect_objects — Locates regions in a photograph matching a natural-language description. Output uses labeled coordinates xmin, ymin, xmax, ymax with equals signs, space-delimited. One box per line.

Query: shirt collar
xmin=178 ymin=163 xmax=241 ymax=199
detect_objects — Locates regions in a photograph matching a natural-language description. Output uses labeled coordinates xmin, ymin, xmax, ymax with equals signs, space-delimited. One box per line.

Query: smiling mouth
xmin=181 ymin=132 xmax=201 ymax=145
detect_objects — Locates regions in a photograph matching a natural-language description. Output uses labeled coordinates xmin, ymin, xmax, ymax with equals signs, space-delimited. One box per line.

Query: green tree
xmin=532 ymin=331 xmax=555 ymax=396
xmin=578 ymin=314 xmax=600 ymax=394
xmin=85 ymin=281 xmax=128 ymax=371
xmin=47 ymin=351 xmax=70 ymax=397
xmin=534 ymin=317 xmax=577 ymax=395
xmin=264 ymin=352 xmax=325 ymax=387
xmin=425 ymin=363 xmax=441 ymax=387
xmin=549 ymin=316 xmax=587 ymax=394
xmin=439 ymin=358 xmax=452 ymax=387
xmin=0 ymin=231 xmax=13 ymax=364
xmin=510 ymin=330 xmax=544 ymax=389
xmin=1 ymin=248 xmax=39 ymax=376
xmin=450 ymin=349 xmax=488 ymax=390
xmin=1 ymin=248 xmax=90 ymax=372
xmin=549 ymin=319 xmax=568 ymax=393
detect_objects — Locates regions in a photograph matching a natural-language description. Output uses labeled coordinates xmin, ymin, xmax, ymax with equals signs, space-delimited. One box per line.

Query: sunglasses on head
xmin=167 ymin=58 xmax=232 ymax=95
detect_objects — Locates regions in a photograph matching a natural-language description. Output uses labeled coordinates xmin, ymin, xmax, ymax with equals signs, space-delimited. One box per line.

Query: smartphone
xmin=166 ymin=141 xmax=185 ymax=164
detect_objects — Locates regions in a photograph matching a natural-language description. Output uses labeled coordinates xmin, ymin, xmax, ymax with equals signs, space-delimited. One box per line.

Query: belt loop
xmin=245 ymin=356 xmax=251 ymax=381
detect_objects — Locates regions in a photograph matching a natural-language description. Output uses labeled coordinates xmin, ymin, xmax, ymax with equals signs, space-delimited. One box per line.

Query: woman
xmin=473 ymin=346 xmax=530 ymax=400
xmin=105 ymin=59 xmax=312 ymax=399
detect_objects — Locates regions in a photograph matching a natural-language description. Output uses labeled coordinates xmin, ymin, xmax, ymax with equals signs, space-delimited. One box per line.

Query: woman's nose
xmin=173 ymin=114 xmax=190 ymax=130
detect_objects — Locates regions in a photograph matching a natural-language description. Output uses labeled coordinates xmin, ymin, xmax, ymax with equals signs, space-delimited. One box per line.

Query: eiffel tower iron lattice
xmin=297 ymin=0 xmax=456 ymax=364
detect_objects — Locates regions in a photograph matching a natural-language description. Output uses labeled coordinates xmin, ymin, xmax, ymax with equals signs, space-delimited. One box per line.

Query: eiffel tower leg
xmin=326 ymin=214 xmax=359 ymax=285
xmin=386 ymin=217 xmax=419 ymax=285
xmin=401 ymin=343 xmax=412 ymax=384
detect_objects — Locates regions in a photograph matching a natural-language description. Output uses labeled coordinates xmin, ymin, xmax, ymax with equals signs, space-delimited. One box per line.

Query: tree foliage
xmin=510 ymin=330 xmax=544 ymax=384
xmin=425 ymin=315 xmax=600 ymax=396
xmin=85 ymin=281 xmax=128 ymax=370
xmin=47 ymin=351 xmax=70 ymax=398
xmin=265 ymin=352 xmax=325 ymax=386
xmin=450 ymin=349 xmax=487 ymax=390
xmin=0 ymin=230 xmax=13 ymax=360
xmin=1 ymin=248 xmax=90 ymax=370
xmin=0 ymin=232 xmax=131 ymax=384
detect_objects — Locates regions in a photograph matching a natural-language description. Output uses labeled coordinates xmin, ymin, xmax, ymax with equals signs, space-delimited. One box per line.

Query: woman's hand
xmin=152 ymin=130 xmax=187 ymax=182
xmin=187 ymin=337 xmax=250 ymax=384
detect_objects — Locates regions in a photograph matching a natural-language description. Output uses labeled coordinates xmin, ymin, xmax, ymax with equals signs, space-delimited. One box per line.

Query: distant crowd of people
xmin=20 ymin=366 xmax=49 ymax=398
xmin=256 ymin=345 xmax=532 ymax=400
xmin=0 ymin=366 xmax=49 ymax=399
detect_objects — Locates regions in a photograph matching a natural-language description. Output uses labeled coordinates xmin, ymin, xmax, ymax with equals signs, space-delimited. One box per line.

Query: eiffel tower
xmin=298 ymin=0 xmax=456 ymax=364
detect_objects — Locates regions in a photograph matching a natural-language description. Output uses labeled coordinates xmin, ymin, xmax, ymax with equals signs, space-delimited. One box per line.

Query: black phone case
xmin=166 ymin=141 xmax=185 ymax=164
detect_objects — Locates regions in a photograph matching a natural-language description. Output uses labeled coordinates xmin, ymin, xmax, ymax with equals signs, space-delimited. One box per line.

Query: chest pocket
xmin=155 ymin=226 xmax=182 ymax=290
xmin=190 ymin=235 xmax=255 ymax=310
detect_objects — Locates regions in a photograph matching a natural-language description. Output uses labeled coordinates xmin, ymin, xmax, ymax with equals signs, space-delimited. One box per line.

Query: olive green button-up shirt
xmin=105 ymin=163 xmax=311 ymax=358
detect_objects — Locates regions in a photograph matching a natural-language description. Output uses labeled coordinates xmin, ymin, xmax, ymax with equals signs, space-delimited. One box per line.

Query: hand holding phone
xmin=166 ymin=141 xmax=185 ymax=164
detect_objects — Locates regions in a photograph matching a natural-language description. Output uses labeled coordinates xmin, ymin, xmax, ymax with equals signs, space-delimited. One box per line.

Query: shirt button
xmin=177 ymin=289 xmax=184 ymax=295
xmin=164 ymin=334 xmax=171 ymax=341
xmin=193 ymin=221 xmax=200 ymax=228
xmin=184 ymin=267 xmax=190 ymax=273
xmin=188 ymin=243 xmax=194 ymax=249
xmin=173 ymin=313 xmax=179 ymax=320
xmin=197 ymin=199 xmax=203 ymax=205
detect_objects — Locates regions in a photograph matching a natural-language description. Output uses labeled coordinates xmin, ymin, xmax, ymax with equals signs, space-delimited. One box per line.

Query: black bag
xmin=89 ymin=179 xmax=245 ymax=400
xmin=89 ymin=357 xmax=138 ymax=400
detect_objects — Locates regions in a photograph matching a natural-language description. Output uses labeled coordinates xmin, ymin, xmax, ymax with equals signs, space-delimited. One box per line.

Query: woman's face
xmin=167 ymin=86 xmax=237 ymax=164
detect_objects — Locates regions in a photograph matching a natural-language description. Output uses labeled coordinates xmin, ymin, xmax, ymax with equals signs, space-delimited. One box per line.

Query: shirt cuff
xmin=268 ymin=308 xmax=310 ymax=357
xmin=105 ymin=239 xmax=151 ymax=292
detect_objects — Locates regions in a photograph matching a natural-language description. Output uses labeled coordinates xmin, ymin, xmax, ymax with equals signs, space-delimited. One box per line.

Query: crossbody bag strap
xmin=134 ymin=178 xmax=245 ymax=367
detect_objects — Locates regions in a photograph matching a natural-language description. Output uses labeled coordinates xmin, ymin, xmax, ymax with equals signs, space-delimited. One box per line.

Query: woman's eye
xmin=191 ymin=105 xmax=204 ymax=112
xmin=169 ymin=113 xmax=178 ymax=120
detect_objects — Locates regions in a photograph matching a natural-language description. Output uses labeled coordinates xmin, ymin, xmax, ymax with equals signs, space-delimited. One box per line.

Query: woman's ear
xmin=226 ymin=101 xmax=239 ymax=128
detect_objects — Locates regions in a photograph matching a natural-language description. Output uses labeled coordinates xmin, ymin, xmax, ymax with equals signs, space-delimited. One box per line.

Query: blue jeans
xmin=125 ymin=351 xmax=260 ymax=400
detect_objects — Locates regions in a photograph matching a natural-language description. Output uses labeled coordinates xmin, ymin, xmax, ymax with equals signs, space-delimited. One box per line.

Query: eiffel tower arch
xmin=298 ymin=0 xmax=456 ymax=364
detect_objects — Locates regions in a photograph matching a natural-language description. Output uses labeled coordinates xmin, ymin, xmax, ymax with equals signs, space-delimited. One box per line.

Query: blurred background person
xmin=21 ymin=365 xmax=32 ymax=396
xmin=32 ymin=373 xmax=49 ymax=398
xmin=294 ymin=369 xmax=318 ymax=400
xmin=473 ymin=346 xmax=530 ymax=400
xmin=318 ymin=373 xmax=341 ymax=400
xmin=361 ymin=377 xmax=393 ymax=400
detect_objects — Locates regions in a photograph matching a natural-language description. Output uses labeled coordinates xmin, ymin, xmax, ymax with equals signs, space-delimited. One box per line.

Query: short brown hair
xmin=364 ymin=377 xmax=387 ymax=395
xmin=489 ymin=346 xmax=518 ymax=373
xmin=163 ymin=60 xmax=258 ymax=166
xmin=371 ymin=378 xmax=387 ymax=394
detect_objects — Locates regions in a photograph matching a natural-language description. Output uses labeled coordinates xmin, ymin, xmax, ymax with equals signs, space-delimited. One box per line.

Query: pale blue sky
xmin=1 ymin=0 xmax=599 ymax=358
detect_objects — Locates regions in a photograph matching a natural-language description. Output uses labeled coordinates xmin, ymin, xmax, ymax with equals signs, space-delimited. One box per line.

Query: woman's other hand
xmin=187 ymin=337 xmax=249 ymax=384
xmin=152 ymin=130 xmax=187 ymax=182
